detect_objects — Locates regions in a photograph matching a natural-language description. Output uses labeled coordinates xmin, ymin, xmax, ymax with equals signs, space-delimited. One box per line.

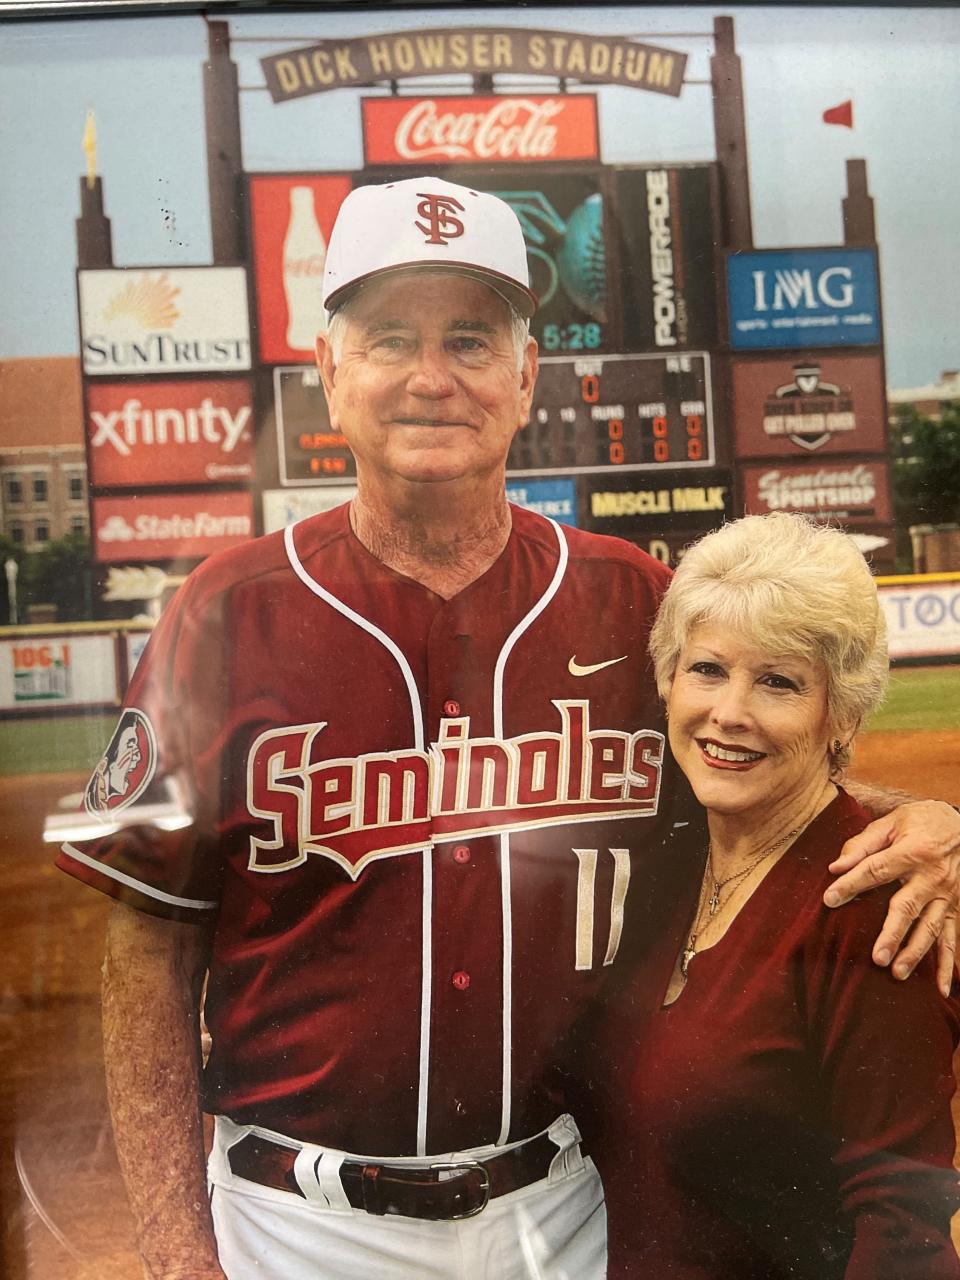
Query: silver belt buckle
xmin=429 ymin=1159 xmax=491 ymax=1219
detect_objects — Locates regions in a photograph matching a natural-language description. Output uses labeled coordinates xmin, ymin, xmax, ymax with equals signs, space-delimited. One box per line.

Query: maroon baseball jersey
xmin=58 ymin=503 xmax=686 ymax=1157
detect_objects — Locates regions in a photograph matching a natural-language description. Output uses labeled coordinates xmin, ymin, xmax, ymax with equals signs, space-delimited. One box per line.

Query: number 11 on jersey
xmin=573 ymin=848 xmax=631 ymax=970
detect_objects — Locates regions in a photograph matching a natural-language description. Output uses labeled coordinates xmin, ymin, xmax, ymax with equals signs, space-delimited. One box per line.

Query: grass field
xmin=864 ymin=665 xmax=960 ymax=733
xmin=0 ymin=712 xmax=115 ymax=777
xmin=0 ymin=665 xmax=956 ymax=776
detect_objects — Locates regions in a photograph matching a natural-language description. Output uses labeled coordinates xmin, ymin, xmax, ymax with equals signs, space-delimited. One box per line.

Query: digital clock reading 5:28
xmin=508 ymin=353 xmax=714 ymax=475
xmin=540 ymin=323 xmax=604 ymax=351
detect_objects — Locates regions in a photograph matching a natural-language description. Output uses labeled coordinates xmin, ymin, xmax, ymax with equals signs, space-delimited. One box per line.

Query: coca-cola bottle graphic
xmin=283 ymin=186 xmax=327 ymax=352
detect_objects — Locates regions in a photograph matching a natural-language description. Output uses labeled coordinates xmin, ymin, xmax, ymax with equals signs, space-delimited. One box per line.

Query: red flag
xmin=823 ymin=100 xmax=854 ymax=128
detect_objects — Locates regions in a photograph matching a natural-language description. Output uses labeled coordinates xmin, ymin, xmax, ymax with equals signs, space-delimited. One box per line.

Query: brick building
xmin=887 ymin=369 xmax=960 ymax=422
xmin=0 ymin=357 xmax=88 ymax=549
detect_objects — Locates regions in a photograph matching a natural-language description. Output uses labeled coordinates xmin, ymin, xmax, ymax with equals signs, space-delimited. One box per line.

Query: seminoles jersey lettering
xmin=247 ymin=703 xmax=664 ymax=877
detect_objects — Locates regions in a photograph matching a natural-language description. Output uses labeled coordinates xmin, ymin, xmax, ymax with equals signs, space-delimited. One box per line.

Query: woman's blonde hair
xmin=649 ymin=513 xmax=889 ymax=771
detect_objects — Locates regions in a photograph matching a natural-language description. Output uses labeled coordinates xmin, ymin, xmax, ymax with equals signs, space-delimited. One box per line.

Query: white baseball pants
xmin=208 ymin=1113 xmax=606 ymax=1280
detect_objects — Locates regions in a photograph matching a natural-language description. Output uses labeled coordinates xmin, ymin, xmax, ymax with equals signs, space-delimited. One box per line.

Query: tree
xmin=890 ymin=401 xmax=960 ymax=530
xmin=16 ymin=533 xmax=94 ymax=622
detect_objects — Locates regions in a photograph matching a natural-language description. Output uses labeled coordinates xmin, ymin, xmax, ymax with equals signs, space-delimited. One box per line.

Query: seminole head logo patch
xmin=85 ymin=708 xmax=158 ymax=818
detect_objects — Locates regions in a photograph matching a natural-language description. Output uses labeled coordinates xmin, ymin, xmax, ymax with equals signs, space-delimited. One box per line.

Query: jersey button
xmin=443 ymin=699 xmax=461 ymax=717
xmin=452 ymin=845 xmax=471 ymax=865
xmin=451 ymin=970 xmax=471 ymax=991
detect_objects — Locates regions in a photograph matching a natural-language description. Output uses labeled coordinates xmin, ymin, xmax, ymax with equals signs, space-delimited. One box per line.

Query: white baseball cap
xmin=322 ymin=176 xmax=538 ymax=319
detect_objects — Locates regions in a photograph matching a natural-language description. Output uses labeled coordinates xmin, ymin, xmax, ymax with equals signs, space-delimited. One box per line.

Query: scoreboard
xmin=509 ymin=352 xmax=714 ymax=475
xmin=259 ymin=164 xmax=723 ymax=515
xmin=273 ymin=352 xmax=714 ymax=486
xmin=274 ymin=365 xmax=355 ymax=484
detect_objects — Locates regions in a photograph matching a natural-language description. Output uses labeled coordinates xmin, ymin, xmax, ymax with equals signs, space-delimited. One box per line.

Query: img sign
xmin=86 ymin=379 xmax=254 ymax=488
xmin=362 ymin=95 xmax=599 ymax=165
xmin=79 ymin=268 xmax=251 ymax=375
xmin=727 ymin=249 xmax=880 ymax=351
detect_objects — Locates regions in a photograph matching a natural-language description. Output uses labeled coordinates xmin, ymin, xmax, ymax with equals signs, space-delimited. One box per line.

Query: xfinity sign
xmin=726 ymin=249 xmax=880 ymax=351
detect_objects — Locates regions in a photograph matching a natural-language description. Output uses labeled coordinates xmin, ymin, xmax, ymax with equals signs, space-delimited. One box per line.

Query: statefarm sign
xmin=93 ymin=492 xmax=254 ymax=563
xmin=86 ymin=379 xmax=254 ymax=488
xmin=261 ymin=28 xmax=686 ymax=101
xmin=361 ymin=95 xmax=599 ymax=165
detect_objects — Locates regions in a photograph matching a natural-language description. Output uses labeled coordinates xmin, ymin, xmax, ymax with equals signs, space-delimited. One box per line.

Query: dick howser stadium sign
xmin=260 ymin=28 xmax=687 ymax=100
xmin=75 ymin=16 xmax=895 ymax=577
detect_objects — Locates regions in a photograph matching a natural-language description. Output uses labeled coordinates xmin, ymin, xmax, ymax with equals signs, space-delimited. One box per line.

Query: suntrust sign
xmin=79 ymin=268 xmax=251 ymax=375
xmin=86 ymin=379 xmax=254 ymax=488
xmin=362 ymin=95 xmax=599 ymax=165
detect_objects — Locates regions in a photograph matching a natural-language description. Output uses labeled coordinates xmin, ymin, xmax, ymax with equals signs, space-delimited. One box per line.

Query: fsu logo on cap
xmin=414 ymin=192 xmax=466 ymax=245
xmin=85 ymin=708 xmax=158 ymax=818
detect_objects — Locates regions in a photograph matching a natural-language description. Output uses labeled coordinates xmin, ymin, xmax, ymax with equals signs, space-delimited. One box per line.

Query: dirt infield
xmin=850 ymin=729 xmax=960 ymax=805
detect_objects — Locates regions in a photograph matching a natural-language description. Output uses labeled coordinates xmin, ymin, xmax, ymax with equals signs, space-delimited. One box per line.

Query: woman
xmin=609 ymin=512 xmax=959 ymax=1278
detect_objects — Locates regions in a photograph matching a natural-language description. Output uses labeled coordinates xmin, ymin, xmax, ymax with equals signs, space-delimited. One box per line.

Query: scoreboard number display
xmin=509 ymin=352 xmax=714 ymax=475
xmin=274 ymin=365 xmax=356 ymax=486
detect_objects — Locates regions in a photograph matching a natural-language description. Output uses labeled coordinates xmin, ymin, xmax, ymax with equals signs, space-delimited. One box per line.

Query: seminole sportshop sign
xmin=261 ymin=28 xmax=687 ymax=101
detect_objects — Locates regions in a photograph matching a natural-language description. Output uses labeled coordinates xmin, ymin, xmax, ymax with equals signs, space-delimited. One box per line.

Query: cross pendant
xmin=708 ymin=884 xmax=722 ymax=916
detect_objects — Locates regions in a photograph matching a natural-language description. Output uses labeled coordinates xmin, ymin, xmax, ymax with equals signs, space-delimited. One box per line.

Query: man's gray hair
xmin=323 ymin=293 xmax=530 ymax=372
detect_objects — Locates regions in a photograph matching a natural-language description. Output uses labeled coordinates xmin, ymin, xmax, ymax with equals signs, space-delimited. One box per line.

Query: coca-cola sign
xmin=248 ymin=174 xmax=353 ymax=364
xmin=362 ymin=95 xmax=599 ymax=166
xmin=86 ymin=379 xmax=254 ymax=489
xmin=741 ymin=460 xmax=892 ymax=525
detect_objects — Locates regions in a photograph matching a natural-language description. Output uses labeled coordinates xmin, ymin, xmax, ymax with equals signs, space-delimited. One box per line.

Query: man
xmin=58 ymin=177 xmax=959 ymax=1280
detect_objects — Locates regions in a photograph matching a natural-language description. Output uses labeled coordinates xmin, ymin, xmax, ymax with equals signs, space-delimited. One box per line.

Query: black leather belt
xmin=227 ymin=1130 xmax=568 ymax=1220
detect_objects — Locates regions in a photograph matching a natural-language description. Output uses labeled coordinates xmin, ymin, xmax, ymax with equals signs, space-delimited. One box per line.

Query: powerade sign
xmin=726 ymin=249 xmax=881 ymax=351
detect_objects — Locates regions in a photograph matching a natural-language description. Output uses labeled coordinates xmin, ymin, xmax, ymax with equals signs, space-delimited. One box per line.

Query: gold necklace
xmin=680 ymin=825 xmax=803 ymax=980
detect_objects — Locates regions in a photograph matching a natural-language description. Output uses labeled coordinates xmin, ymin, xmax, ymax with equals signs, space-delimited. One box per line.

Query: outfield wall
xmin=0 ymin=622 xmax=150 ymax=717
xmin=1 ymin=573 xmax=957 ymax=718
xmin=875 ymin=573 xmax=960 ymax=662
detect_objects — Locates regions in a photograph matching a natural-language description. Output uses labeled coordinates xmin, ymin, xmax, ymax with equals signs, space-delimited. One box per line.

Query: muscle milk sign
xmin=726 ymin=249 xmax=881 ymax=351
xmin=79 ymin=268 xmax=251 ymax=375
xmin=87 ymin=380 xmax=254 ymax=488
xmin=362 ymin=95 xmax=599 ymax=165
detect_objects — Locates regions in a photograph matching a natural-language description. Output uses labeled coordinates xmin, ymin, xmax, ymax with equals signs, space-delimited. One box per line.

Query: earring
xmin=832 ymin=738 xmax=843 ymax=755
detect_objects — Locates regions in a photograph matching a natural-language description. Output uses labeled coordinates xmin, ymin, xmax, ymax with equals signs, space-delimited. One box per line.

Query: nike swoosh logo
xmin=568 ymin=655 xmax=628 ymax=677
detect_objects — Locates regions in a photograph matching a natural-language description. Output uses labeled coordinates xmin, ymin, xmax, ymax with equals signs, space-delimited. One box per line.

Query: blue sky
xmin=1 ymin=5 xmax=957 ymax=386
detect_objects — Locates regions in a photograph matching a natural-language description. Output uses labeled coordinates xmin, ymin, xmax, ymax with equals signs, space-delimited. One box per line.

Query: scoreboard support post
xmin=710 ymin=15 xmax=753 ymax=250
xmin=843 ymin=160 xmax=876 ymax=246
xmin=204 ymin=20 xmax=246 ymax=265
